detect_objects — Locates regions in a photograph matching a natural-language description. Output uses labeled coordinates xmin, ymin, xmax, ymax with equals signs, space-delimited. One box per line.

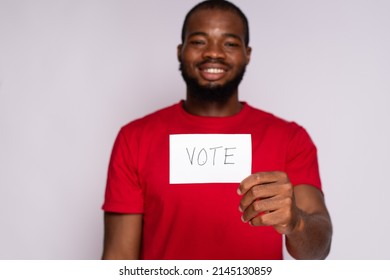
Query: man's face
xmin=178 ymin=9 xmax=251 ymax=102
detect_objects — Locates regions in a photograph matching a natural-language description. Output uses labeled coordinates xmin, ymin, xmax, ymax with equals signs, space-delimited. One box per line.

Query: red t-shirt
xmin=102 ymin=101 xmax=321 ymax=259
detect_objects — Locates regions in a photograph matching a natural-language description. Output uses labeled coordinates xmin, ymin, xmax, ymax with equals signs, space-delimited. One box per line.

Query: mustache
xmin=196 ymin=58 xmax=230 ymax=68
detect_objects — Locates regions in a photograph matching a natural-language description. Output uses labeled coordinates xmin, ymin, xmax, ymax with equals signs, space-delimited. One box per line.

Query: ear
xmin=245 ymin=46 xmax=252 ymax=65
xmin=177 ymin=44 xmax=183 ymax=62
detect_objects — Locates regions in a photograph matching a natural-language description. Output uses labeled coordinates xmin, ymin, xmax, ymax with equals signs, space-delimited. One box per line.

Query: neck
xmin=183 ymin=93 xmax=242 ymax=117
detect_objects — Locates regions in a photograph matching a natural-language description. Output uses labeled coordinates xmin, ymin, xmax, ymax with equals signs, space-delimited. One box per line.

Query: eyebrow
xmin=222 ymin=33 xmax=242 ymax=41
xmin=187 ymin=31 xmax=243 ymax=41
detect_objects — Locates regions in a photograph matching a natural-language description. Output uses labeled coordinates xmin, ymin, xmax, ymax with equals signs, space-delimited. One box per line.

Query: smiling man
xmin=102 ymin=0 xmax=332 ymax=260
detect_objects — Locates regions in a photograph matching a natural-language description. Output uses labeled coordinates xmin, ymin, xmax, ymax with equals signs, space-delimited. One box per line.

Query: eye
xmin=190 ymin=40 xmax=206 ymax=46
xmin=225 ymin=42 xmax=240 ymax=48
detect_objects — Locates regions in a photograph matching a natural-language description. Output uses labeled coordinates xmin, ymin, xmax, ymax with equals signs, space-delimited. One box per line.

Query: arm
xmin=285 ymin=184 xmax=332 ymax=259
xmin=102 ymin=212 xmax=143 ymax=260
xmin=238 ymin=172 xmax=332 ymax=260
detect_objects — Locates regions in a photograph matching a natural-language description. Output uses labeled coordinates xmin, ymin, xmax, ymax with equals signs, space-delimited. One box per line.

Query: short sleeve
xmin=102 ymin=128 xmax=144 ymax=213
xmin=286 ymin=125 xmax=322 ymax=190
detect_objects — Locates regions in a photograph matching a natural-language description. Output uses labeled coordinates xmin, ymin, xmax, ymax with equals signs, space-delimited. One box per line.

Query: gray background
xmin=0 ymin=0 xmax=389 ymax=259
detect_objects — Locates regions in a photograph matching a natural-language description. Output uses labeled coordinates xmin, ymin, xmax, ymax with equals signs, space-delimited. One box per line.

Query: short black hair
xmin=181 ymin=0 xmax=250 ymax=47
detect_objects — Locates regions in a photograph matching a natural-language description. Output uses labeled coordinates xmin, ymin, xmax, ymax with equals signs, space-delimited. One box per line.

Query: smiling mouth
xmin=198 ymin=66 xmax=227 ymax=82
xmin=196 ymin=59 xmax=230 ymax=81
xmin=203 ymin=68 xmax=225 ymax=74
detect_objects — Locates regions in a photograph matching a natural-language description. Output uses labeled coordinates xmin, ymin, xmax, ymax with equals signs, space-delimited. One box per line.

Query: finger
xmin=249 ymin=200 xmax=298 ymax=235
xmin=249 ymin=209 xmax=288 ymax=228
xmin=239 ymin=183 xmax=280 ymax=212
xmin=241 ymin=197 xmax=280 ymax=223
xmin=250 ymin=211 xmax=295 ymax=235
xmin=238 ymin=171 xmax=288 ymax=195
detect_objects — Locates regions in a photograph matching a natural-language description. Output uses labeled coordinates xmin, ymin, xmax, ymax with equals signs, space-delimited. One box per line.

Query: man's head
xmin=181 ymin=0 xmax=250 ymax=48
xmin=178 ymin=0 xmax=251 ymax=103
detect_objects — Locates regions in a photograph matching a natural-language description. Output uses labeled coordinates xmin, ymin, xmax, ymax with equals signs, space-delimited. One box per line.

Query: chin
xmin=201 ymin=81 xmax=225 ymax=89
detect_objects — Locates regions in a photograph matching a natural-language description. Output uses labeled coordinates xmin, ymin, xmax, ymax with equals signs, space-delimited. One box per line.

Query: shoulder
xmin=244 ymin=103 xmax=304 ymax=137
xmin=120 ymin=103 xmax=178 ymax=135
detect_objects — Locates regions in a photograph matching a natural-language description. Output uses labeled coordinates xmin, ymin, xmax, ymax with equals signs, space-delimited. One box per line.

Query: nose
xmin=202 ymin=42 xmax=226 ymax=59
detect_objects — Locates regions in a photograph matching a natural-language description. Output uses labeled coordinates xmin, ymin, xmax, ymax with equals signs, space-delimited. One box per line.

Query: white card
xmin=169 ymin=134 xmax=252 ymax=184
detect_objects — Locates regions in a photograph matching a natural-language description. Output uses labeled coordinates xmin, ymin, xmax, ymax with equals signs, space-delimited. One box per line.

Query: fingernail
xmin=238 ymin=205 xmax=243 ymax=212
xmin=241 ymin=215 xmax=246 ymax=223
xmin=237 ymin=188 xmax=242 ymax=195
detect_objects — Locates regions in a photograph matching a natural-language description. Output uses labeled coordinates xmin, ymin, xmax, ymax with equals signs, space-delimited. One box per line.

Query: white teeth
xmin=204 ymin=68 xmax=224 ymax=74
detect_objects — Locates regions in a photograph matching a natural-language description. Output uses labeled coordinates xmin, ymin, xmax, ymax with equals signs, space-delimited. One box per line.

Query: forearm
xmin=102 ymin=213 xmax=143 ymax=260
xmin=285 ymin=210 xmax=332 ymax=260
xmin=102 ymin=241 xmax=140 ymax=260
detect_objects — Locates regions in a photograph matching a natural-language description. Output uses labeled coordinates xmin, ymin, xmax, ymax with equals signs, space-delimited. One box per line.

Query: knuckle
xmin=258 ymin=215 xmax=270 ymax=226
xmin=282 ymin=196 xmax=293 ymax=207
xmin=253 ymin=200 xmax=262 ymax=212
xmin=250 ymin=186 xmax=260 ymax=198
xmin=252 ymin=215 xmax=263 ymax=226
xmin=276 ymin=171 xmax=289 ymax=182
xmin=281 ymin=182 xmax=293 ymax=193
xmin=254 ymin=173 xmax=262 ymax=183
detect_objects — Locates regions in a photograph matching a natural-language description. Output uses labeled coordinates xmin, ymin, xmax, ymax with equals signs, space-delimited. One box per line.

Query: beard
xmin=179 ymin=60 xmax=247 ymax=103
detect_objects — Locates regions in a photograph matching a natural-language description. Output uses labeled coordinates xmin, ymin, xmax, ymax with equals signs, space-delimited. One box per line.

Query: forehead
xmin=184 ymin=9 xmax=245 ymax=40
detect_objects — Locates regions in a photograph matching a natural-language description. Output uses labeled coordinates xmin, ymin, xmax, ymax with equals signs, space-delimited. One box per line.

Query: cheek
xmin=181 ymin=56 xmax=198 ymax=72
xmin=182 ymin=48 xmax=202 ymax=62
xmin=230 ymin=54 xmax=247 ymax=65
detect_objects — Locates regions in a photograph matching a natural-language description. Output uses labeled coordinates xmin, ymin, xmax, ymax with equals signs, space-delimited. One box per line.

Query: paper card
xmin=169 ymin=134 xmax=252 ymax=184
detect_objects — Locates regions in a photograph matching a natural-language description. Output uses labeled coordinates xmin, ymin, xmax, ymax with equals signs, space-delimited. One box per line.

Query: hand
xmin=238 ymin=171 xmax=302 ymax=235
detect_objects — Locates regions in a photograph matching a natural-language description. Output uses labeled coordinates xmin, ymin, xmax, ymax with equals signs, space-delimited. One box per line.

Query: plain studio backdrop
xmin=0 ymin=0 xmax=389 ymax=260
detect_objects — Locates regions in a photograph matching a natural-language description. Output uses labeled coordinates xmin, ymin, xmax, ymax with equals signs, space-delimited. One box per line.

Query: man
xmin=102 ymin=0 xmax=332 ymax=260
